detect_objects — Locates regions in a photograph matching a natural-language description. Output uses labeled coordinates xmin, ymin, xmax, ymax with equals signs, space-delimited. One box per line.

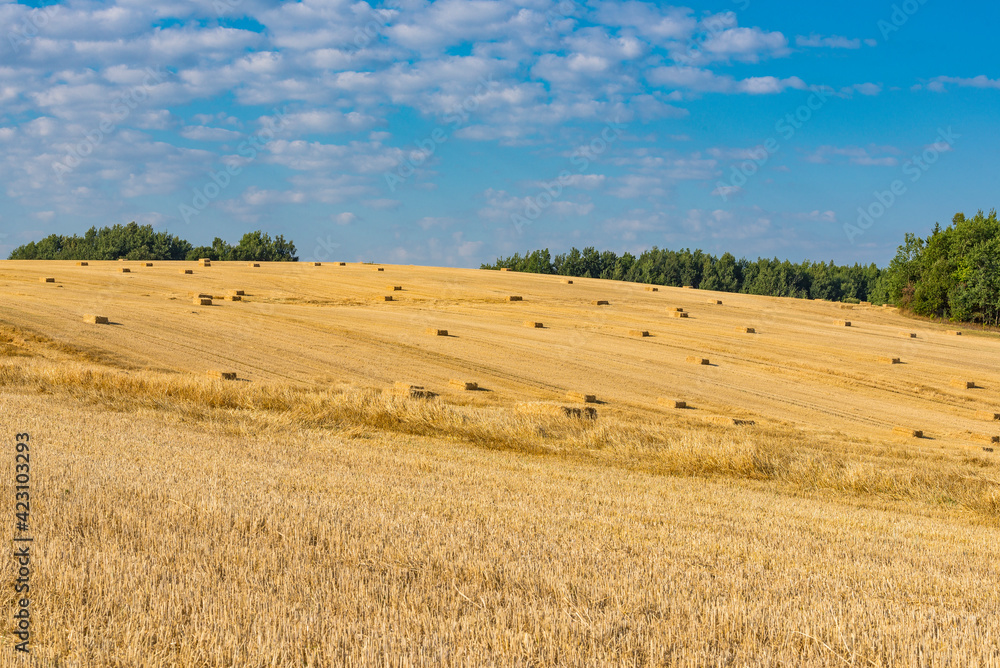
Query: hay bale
xmin=669 ymin=307 xmax=684 ymax=312
xmin=119 ymin=268 xmax=131 ymax=273
xmin=179 ymin=269 xmax=193 ymax=275
xmin=249 ymin=263 xmax=260 ymax=267
xmin=425 ymin=328 xmax=448 ymax=336
xmin=592 ymin=300 xmax=610 ymax=306
xmin=975 ymin=411 xmax=1000 ymax=421
xmin=839 ymin=304 xmax=854 ymax=310
xmin=878 ymin=357 xmax=902 ymax=365
xmin=946 ymin=330 xmax=963 ymax=336
xmin=83 ymin=314 xmax=109 ymax=324
xmin=524 ymin=321 xmax=543 ymax=328
xmin=198 ymin=259 xmax=211 ymax=266
xmin=735 ymin=327 xmax=755 ymax=334
xmin=672 ymin=312 xmax=689 ymax=318
xmin=209 ymin=371 xmax=237 ymax=381
xmin=337 ymin=262 xmax=346 ymax=266
xmin=226 ymin=295 xmax=242 ymax=302
xmin=951 ymin=379 xmax=975 ymax=389
xmin=392 ymin=383 xmax=436 ymax=399
xmin=682 ymin=285 xmax=694 ymax=289
xmin=517 ymin=402 xmax=596 ymax=419
xmin=629 ymin=330 xmax=650 ymax=337
xmin=193 ymin=298 xmax=212 ymax=306
xmin=971 ymin=433 xmax=1000 ymax=444
xmin=229 ymin=290 xmax=245 ymax=296
xmin=500 ymin=268 xmax=510 ymax=272
xmin=449 ymin=379 xmax=478 ymax=391
xmin=893 ymin=427 xmax=923 ymax=438
xmin=312 ymin=262 xmax=322 ymax=266
xmin=374 ymin=267 xmax=384 ymax=272
xmin=560 ymin=279 xmax=573 ymax=284
xmin=658 ymin=398 xmax=686 ymax=409
xmin=860 ymin=301 xmax=872 ymax=306
xmin=39 ymin=277 xmax=54 ymax=283
xmin=507 ymin=296 xmax=523 ymax=301
xmin=143 ymin=262 xmax=153 ymax=267
xmin=686 ymin=356 xmax=709 ymax=365
xmin=566 ymin=391 xmax=597 ymax=404
xmin=644 ymin=286 xmax=659 ymax=292
xmin=899 ymin=332 xmax=917 ymax=338
xmin=836 ymin=320 xmax=851 ymax=327
xmin=76 ymin=261 xmax=89 ymax=266
xmin=380 ymin=296 xmax=394 ymax=301
xmin=707 ymin=299 xmax=722 ymax=305
xmin=388 ymin=285 xmax=402 ymax=291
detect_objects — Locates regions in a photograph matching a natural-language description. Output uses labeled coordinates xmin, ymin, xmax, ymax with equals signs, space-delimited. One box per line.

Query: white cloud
xmin=796 ymin=34 xmax=863 ymax=49
xmin=805 ymin=145 xmax=900 ymax=167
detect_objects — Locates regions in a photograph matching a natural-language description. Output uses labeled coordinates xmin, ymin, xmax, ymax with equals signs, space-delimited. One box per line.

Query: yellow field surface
xmin=1 ymin=259 xmax=999 ymax=665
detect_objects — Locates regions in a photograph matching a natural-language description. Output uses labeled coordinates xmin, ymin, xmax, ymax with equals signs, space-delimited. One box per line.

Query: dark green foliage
xmin=9 ymin=223 xmax=297 ymax=262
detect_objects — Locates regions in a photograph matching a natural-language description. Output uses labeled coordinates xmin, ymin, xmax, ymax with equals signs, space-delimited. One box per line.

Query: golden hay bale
xmin=374 ymin=267 xmax=385 ymax=272
xmin=500 ymin=268 xmax=510 ymax=272
xmin=425 ymin=328 xmax=448 ymax=336
xmin=735 ymin=327 xmax=755 ymax=334
xmin=83 ymin=314 xmax=109 ymax=324
xmin=971 ymin=433 xmax=1000 ymax=444
xmin=76 ymin=261 xmax=88 ymax=266
xmin=878 ymin=357 xmax=902 ymax=365
xmin=707 ymin=299 xmax=722 ymax=305
xmin=860 ymin=301 xmax=872 ymax=306
xmin=560 ymin=279 xmax=573 ymax=284
xmin=672 ymin=312 xmax=689 ymax=318
xmin=312 ymin=262 xmax=322 ymax=266
xmin=143 ymin=262 xmax=153 ymax=267
xmin=209 ymin=371 xmax=237 ymax=380
xmin=193 ymin=298 xmax=212 ymax=306
xmin=686 ymin=356 xmax=709 ymax=365
xmin=507 ymin=296 xmax=523 ymax=301
xmin=337 ymin=262 xmax=346 ymax=266
xmin=893 ymin=427 xmax=923 ymax=438
xmin=39 ymin=277 xmax=54 ymax=283
xmin=229 ymin=290 xmax=245 ymax=296
xmin=946 ymin=330 xmax=962 ymax=336
xmin=644 ymin=286 xmax=659 ymax=292
xmin=592 ymin=300 xmax=609 ymax=306
xmin=975 ymin=411 xmax=1000 ymax=421
xmin=524 ymin=321 xmax=543 ymax=328
xmin=669 ymin=307 xmax=684 ymax=312
xmin=449 ymin=379 xmax=478 ymax=391
xmin=179 ymin=269 xmax=193 ymax=275
xmin=899 ymin=332 xmax=917 ymax=338
xmin=198 ymin=259 xmax=211 ymax=266
xmin=119 ymin=268 xmax=131 ymax=273
xmin=566 ymin=391 xmax=597 ymax=404
xmin=189 ymin=292 xmax=212 ymax=299
xmin=658 ymin=398 xmax=686 ymax=409
xmin=950 ymin=379 xmax=975 ymax=389
xmin=629 ymin=330 xmax=650 ymax=337
xmin=392 ymin=383 xmax=436 ymax=399
xmin=836 ymin=320 xmax=851 ymax=327
xmin=682 ymin=285 xmax=694 ymax=289
xmin=388 ymin=285 xmax=402 ymax=291
xmin=226 ymin=295 xmax=242 ymax=302
xmin=380 ymin=296 xmax=394 ymax=301
xmin=249 ymin=263 xmax=260 ymax=267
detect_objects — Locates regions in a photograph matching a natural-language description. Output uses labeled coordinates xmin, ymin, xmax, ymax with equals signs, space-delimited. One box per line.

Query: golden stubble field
xmin=0 ymin=259 xmax=998 ymax=666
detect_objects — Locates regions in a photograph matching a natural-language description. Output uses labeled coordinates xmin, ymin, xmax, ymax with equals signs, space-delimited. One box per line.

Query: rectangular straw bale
xmin=644 ymin=286 xmax=658 ymax=292
xmin=119 ymin=268 xmax=131 ymax=273
xmin=878 ymin=357 xmax=901 ymax=365
xmin=388 ymin=285 xmax=402 ymax=291
xmin=629 ymin=330 xmax=650 ymax=337
xmin=39 ymin=277 xmax=54 ymax=283
xmin=686 ymin=356 xmax=709 ymax=365
xmin=392 ymin=383 xmax=435 ymax=399
xmin=976 ymin=411 xmax=1000 ymax=421
xmin=860 ymin=301 xmax=872 ymax=306
xmin=76 ymin=261 xmax=88 ymax=266
xmin=143 ymin=262 xmax=153 ymax=267
xmin=179 ymin=269 xmax=193 ymax=274
xmin=83 ymin=315 xmax=109 ymax=324
xmin=193 ymin=298 xmax=212 ymax=306
xmin=198 ymin=259 xmax=211 ymax=266
xmin=507 ymin=296 xmax=522 ymax=301
xmin=229 ymin=290 xmax=245 ymax=296
xmin=374 ymin=267 xmax=384 ymax=271
xmin=312 ymin=262 xmax=322 ymax=266
xmin=735 ymin=327 xmax=755 ymax=333
xmin=209 ymin=371 xmax=237 ymax=381
xmin=425 ymin=328 xmax=447 ymax=336
xmin=899 ymin=332 xmax=917 ymax=338
xmin=893 ymin=427 xmax=923 ymax=438
xmin=951 ymin=379 xmax=975 ymax=389
xmin=836 ymin=320 xmax=851 ymax=327
xmin=190 ymin=292 xmax=212 ymax=299
xmin=658 ymin=398 xmax=686 ymax=409
xmin=592 ymin=300 xmax=609 ymax=306
xmin=946 ymin=330 xmax=962 ymax=336
xmin=524 ymin=321 xmax=543 ymax=328
xmin=682 ymin=285 xmax=694 ymax=289
xmin=337 ymin=262 xmax=346 ymax=266
xmin=517 ymin=402 xmax=596 ymax=419
xmin=449 ymin=379 xmax=478 ymax=391
xmin=672 ymin=312 xmax=689 ymax=318
xmin=249 ymin=263 xmax=260 ymax=267
xmin=226 ymin=295 xmax=242 ymax=302
xmin=669 ymin=307 xmax=684 ymax=312
xmin=566 ymin=391 xmax=597 ymax=403
xmin=971 ymin=433 xmax=1000 ymax=444
xmin=560 ymin=279 xmax=573 ymax=284
xmin=707 ymin=299 xmax=722 ymax=305
xmin=380 ymin=296 xmax=394 ymax=301
xmin=839 ymin=304 xmax=854 ymax=310
xmin=500 ymin=268 xmax=510 ymax=271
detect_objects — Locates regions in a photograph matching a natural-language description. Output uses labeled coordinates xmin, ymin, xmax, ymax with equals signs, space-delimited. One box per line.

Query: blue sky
xmin=1 ymin=0 xmax=997 ymax=266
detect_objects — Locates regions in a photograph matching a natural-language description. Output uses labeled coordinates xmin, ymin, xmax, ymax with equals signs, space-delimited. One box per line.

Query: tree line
xmin=482 ymin=210 xmax=999 ymax=325
xmin=8 ymin=223 xmax=298 ymax=262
